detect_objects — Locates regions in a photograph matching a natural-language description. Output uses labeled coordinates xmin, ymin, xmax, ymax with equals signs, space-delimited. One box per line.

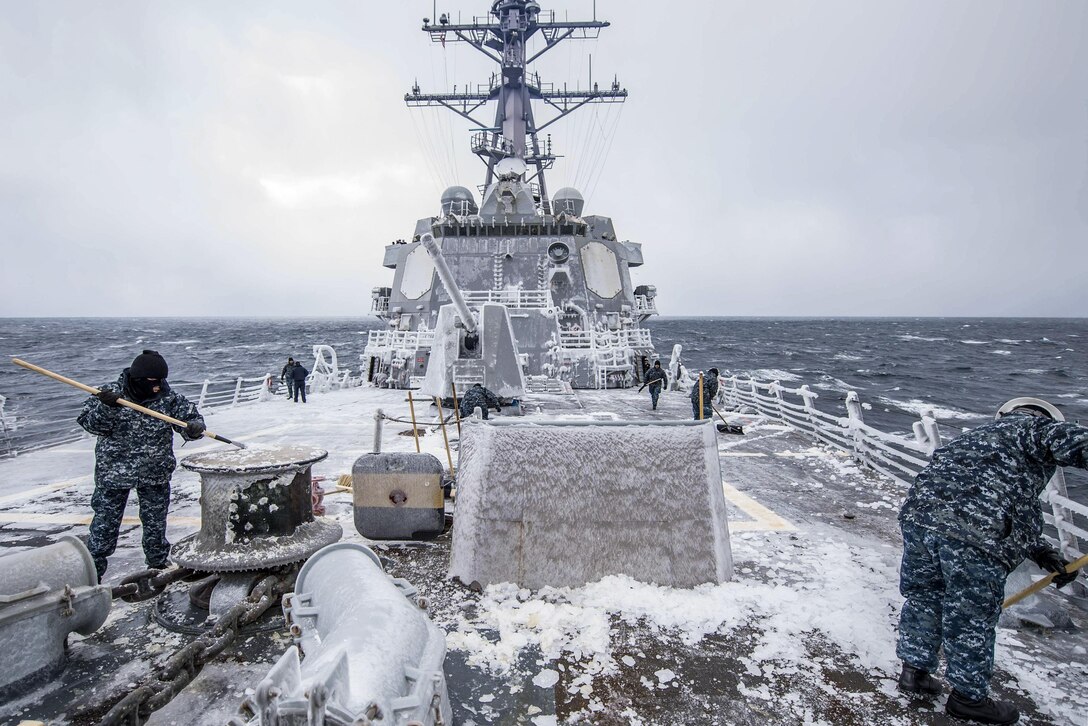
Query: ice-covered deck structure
xmin=450 ymin=418 xmax=733 ymax=589
xmin=363 ymin=0 xmax=659 ymax=391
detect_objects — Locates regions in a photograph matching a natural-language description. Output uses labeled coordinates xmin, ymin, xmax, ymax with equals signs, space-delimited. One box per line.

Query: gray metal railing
xmin=719 ymin=375 xmax=1087 ymax=561
xmin=0 ymin=374 xmax=274 ymax=459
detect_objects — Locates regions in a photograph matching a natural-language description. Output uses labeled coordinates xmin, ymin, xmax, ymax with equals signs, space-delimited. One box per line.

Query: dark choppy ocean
xmin=1 ymin=317 xmax=1086 ymax=485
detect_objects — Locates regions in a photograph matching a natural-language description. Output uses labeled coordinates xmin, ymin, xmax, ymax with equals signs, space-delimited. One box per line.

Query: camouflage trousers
xmin=691 ymin=401 xmax=712 ymax=420
xmin=88 ymin=481 xmax=172 ymax=579
xmin=897 ymin=522 xmax=1007 ymax=701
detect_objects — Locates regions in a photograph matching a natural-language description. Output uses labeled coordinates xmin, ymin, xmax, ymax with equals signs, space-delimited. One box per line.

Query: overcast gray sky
xmin=2 ymin=1 xmax=1086 ymax=317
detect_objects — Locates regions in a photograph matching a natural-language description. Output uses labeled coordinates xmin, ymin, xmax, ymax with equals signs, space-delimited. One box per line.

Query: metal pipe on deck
xmin=421 ymin=232 xmax=477 ymax=333
xmin=236 ymin=542 xmax=450 ymax=725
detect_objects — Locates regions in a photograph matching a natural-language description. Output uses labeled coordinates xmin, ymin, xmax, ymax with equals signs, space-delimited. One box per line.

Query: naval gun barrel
xmin=421 ymin=232 xmax=477 ymax=333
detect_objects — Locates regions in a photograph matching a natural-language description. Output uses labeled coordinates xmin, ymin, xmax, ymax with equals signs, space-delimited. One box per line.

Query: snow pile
xmin=446 ymin=532 xmax=902 ymax=678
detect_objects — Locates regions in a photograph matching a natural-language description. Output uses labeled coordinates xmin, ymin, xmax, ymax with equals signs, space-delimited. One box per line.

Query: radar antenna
xmin=406 ymin=0 xmax=627 ymax=213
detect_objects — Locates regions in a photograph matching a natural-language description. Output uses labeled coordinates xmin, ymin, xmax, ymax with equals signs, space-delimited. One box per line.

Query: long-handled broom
xmin=11 ymin=358 xmax=246 ymax=449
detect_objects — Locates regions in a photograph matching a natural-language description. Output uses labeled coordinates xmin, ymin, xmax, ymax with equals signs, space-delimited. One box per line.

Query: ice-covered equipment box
xmin=450 ymin=419 xmax=733 ymax=588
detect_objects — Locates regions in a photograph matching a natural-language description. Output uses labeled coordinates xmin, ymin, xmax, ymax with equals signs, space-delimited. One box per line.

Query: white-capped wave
xmin=159 ymin=339 xmax=202 ymax=345
xmin=814 ymin=375 xmax=857 ymax=392
xmin=834 ymin=353 xmax=864 ymax=361
xmin=743 ymin=369 xmax=802 ymax=382
xmin=878 ymin=397 xmax=983 ymax=420
xmin=960 ymin=340 xmax=989 ymax=345
xmin=991 ymin=350 xmax=1012 ymax=356
xmin=897 ymin=335 xmax=946 ymax=342
xmin=995 ymin=339 xmax=1023 ymax=345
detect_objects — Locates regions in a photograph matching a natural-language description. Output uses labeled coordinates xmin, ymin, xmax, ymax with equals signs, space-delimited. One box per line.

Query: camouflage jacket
xmin=689 ymin=375 xmax=719 ymax=403
xmin=900 ymin=412 xmax=1088 ymax=570
xmin=460 ymin=385 xmax=500 ymax=416
xmin=77 ymin=371 xmax=205 ymax=489
xmin=644 ymin=367 xmax=668 ymax=388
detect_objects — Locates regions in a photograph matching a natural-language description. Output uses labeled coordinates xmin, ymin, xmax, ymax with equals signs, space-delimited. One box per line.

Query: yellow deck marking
xmin=0 ymin=512 xmax=201 ymax=527
xmin=721 ymin=481 xmax=795 ymax=532
xmin=0 ymin=475 xmax=93 ymax=505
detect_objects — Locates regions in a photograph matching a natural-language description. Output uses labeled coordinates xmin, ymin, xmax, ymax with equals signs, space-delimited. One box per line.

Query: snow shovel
xmin=709 ymin=401 xmax=744 ymax=436
xmin=1003 ymin=553 xmax=1088 ymax=608
xmin=11 ymin=358 xmax=246 ymax=449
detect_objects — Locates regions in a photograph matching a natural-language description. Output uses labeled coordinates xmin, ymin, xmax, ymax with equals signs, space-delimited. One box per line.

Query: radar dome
xmin=440 ymin=186 xmax=478 ymax=216
xmin=552 ymin=187 xmax=584 ymax=217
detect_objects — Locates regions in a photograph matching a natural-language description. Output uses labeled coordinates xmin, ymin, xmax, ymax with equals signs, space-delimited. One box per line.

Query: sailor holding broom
xmin=76 ymin=350 xmax=206 ymax=581
xmin=896 ymin=398 xmax=1088 ymax=724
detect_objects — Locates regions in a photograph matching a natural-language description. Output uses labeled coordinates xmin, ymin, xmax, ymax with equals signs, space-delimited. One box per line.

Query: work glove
xmin=95 ymin=389 xmax=121 ymax=407
xmin=185 ymin=421 xmax=206 ymax=439
xmin=1033 ymin=549 xmax=1079 ymax=589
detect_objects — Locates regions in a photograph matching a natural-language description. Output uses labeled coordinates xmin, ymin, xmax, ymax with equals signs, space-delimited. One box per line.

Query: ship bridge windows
xmin=433 ymin=220 xmax=587 ymax=237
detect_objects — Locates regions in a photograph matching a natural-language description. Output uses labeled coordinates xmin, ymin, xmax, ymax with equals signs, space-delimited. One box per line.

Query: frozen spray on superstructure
xmin=364 ymin=0 xmax=659 ymax=390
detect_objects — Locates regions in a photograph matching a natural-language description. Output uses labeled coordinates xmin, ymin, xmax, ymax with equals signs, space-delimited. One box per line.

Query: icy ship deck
xmin=0 ymin=385 xmax=1084 ymax=725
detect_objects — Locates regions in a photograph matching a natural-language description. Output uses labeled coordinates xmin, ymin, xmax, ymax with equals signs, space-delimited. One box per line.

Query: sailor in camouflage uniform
xmin=689 ymin=368 xmax=719 ymax=420
xmin=77 ymin=350 xmax=206 ymax=581
xmin=897 ymin=399 xmax=1086 ymax=725
xmin=459 ymin=382 xmax=501 ymax=420
xmin=641 ymin=360 xmax=668 ymax=410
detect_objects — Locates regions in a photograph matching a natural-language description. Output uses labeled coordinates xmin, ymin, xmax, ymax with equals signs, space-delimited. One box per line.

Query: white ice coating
xmin=181 ymin=443 xmax=327 ymax=473
xmin=450 ymin=420 xmax=732 ymax=589
xmin=266 ymin=543 xmax=451 ymax=723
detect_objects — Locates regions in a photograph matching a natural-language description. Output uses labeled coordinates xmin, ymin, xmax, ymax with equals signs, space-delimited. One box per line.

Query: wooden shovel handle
xmin=11 ymin=357 xmax=244 ymax=449
xmin=1003 ymin=553 xmax=1088 ymax=608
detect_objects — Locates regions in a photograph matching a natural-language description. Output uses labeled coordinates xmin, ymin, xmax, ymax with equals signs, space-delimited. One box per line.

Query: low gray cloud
xmin=2 ymin=1 xmax=1085 ymax=317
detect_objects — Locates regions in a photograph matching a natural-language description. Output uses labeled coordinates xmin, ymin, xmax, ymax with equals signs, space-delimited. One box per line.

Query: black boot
xmin=898 ymin=664 xmax=942 ymax=697
xmin=946 ymin=690 xmax=1019 ymax=725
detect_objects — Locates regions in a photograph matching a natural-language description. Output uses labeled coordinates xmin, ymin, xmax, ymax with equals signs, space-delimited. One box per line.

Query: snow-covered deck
xmin=0 ymin=385 xmax=1084 ymax=725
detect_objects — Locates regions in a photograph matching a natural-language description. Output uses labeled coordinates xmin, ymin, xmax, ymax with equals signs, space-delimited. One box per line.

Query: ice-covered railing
xmin=0 ymin=345 xmax=358 ymax=458
xmin=0 ymin=374 xmax=272 ymax=458
xmin=461 ymin=289 xmax=550 ymax=308
xmin=720 ymin=376 xmax=1087 ymax=562
xmin=558 ymin=328 xmax=653 ymax=351
xmin=634 ymin=295 xmax=657 ymax=315
xmin=173 ymin=375 xmax=271 ymax=409
xmin=363 ymin=330 xmax=436 ymax=359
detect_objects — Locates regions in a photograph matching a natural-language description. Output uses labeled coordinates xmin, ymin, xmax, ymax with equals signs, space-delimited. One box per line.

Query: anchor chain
xmin=111 ymin=566 xmax=196 ymax=603
xmin=89 ymin=572 xmax=295 ymax=726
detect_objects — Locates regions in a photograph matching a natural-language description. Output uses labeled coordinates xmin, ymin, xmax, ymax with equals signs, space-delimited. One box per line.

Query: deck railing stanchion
xmin=799 ymin=385 xmax=819 ymax=441
xmin=845 ymin=390 xmax=866 ymax=465
xmin=770 ymin=381 xmax=785 ymax=421
xmin=921 ymin=414 xmax=942 ymax=455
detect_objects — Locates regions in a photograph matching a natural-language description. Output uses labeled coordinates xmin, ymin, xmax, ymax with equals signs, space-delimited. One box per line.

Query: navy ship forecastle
xmin=365 ymin=0 xmax=659 ymax=391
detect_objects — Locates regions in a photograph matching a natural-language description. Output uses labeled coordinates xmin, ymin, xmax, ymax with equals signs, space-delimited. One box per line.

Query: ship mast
xmin=406 ymin=0 xmax=627 ymax=213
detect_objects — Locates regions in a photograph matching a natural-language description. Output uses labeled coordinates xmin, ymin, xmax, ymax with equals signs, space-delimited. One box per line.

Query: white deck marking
xmin=0 ymin=512 xmax=202 ymax=527
xmin=0 ymin=475 xmax=92 ymax=505
xmin=719 ymin=452 xmax=768 ymax=457
xmin=721 ymin=481 xmax=795 ymax=532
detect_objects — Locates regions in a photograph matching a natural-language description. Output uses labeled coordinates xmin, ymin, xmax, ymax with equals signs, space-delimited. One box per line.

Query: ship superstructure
xmin=365 ymin=0 xmax=659 ymax=391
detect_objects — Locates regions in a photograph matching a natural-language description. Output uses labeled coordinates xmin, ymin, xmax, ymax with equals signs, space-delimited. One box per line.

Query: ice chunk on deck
xmin=450 ymin=419 xmax=733 ymax=588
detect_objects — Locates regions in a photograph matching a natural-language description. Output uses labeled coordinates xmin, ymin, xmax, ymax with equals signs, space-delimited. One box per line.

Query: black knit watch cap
xmin=130 ymin=349 xmax=169 ymax=379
